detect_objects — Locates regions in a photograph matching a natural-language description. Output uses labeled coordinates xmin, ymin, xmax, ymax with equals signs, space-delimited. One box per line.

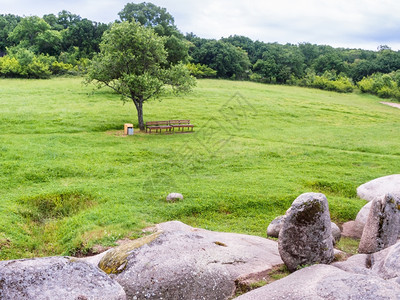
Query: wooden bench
xmin=169 ymin=120 xmax=194 ymax=132
xmin=145 ymin=121 xmax=172 ymax=133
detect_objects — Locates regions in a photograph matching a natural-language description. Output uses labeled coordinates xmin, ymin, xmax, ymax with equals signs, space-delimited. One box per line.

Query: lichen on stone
xmin=98 ymin=231 xmax=162 ymax=274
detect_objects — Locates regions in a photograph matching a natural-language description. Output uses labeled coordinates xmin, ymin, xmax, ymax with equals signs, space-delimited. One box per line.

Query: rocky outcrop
xmin=371 ymin=239 xmax=400 ymax=281
xmin=266 ymin=215 xmax=286 ymax=238
xmin=0 ymin=256 xmax=126 ymax=300
xmin=239 ymin=240 xmax=400 ymax=299
xmin=331 ymin=222 xmax=341 ymax=244
xmin=356 ymin=201 xmax=372 ymax=224
xmin=268 ymin=214 xmax=341 ymax=244
xmin=98 ymin=221 xmax=283 ymax=300
xmin=236 ymin=263 xmax=400 ymax=300
xmin=358 ymin=194 xmax=400 ymax=254
xmin=341 ymin=220 xmax=365 ymax=239
xmin=278 ymin=193 xmax=334 ymax=272
xmin=357 ymin=174 xmax=400 ymax=202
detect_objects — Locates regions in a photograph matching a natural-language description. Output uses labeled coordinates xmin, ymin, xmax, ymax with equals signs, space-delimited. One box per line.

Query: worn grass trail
xmin=0 ymin=77 xmax=399 ymax=259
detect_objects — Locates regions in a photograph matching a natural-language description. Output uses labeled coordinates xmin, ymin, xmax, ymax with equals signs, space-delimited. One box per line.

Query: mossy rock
xmin=99 ymin=231 xmax=162 ymax=274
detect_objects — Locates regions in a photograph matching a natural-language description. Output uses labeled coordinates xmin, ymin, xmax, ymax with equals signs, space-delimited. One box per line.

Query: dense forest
xmin=1 ymin=2 xmax=400 ymax=100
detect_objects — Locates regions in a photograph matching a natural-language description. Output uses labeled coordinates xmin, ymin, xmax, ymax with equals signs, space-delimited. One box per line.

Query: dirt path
xmin=381 ymin=101 xmax=400 ymax=109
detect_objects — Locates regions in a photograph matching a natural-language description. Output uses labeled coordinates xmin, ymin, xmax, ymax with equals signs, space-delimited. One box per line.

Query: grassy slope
xmin=1 ymin=77 xmax=399 ymax=259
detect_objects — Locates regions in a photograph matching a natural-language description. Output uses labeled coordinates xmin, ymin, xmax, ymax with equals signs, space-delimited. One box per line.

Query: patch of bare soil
xmin=380 ymin=102 xmax=400 ymax=109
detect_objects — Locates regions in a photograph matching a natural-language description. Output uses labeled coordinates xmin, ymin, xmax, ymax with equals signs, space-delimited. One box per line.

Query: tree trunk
xmin=136 ymin=100 xmax=145 ymax=131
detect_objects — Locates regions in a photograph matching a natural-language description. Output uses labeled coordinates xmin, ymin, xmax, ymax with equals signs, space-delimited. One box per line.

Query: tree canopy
xmin=86 ymin=21 xmax=196 ymax=130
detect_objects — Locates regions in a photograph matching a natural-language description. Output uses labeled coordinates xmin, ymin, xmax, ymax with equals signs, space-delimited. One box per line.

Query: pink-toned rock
xmin=341 ymin=220 xmax=364 ymax=239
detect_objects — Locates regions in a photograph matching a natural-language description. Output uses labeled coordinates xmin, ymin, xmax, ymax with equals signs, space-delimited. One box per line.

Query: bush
xmin=357 ymin=72 xmax=400 ymax=101
xmin=51 ymin=61 xmax=74 ymax=75
xmin=295 ymin=70 xmax=354 ymax=93
xmin=0 ymin=56 xmax=21 ymax=77
xmin=186 ymin=63 xmax=217 ymax=78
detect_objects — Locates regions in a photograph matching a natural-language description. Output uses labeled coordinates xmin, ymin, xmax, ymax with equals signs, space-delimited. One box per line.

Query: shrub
xmin=51 ymin=61 xmax=74 ymax=75
xmin=0 ymin=56 xmax=21 ymax=77
xmin=357 ymin=72 xmax=400 ymax=101
xmin=186 ymin=63 xmax=217 ymax=78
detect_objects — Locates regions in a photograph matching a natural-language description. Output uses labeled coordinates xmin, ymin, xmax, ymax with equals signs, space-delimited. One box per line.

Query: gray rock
xmin=267 ymin=215 xmax=286 ymax=238
xmin=357 ymin=174 xmax=400 ymax=202
xmin=166 ymin=192 xmax=183 ymax=202
xmin=99 ymin=221 xmax=283 ymax=300
xmin=332 ymin=254 xmax=374 ymax=276
xmin=268 ymin=215 xmax=340 ymax=244
xmin=236 ymin=264 xmax=400 ymax=300
xmin=278 ymin=193 xmax=334 ymax=272
xmin=331 ymin=222 xmax=341 ymax=244
xmin=341 ymin=220 xmax=364 ymax=239
xmin=359 ymin=194 xmax=400 ymax=254
xmin=372 ymin=241 xmax=400 ymax=280
xmin=356 ymin=201 xmax=372 ymax=224
xmin=0 ymin=256 xmax=126 ymax=300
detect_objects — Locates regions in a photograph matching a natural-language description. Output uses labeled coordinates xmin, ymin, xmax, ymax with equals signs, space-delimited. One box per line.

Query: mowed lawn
xmin=1 ymin=77 xmax=400 ymax=259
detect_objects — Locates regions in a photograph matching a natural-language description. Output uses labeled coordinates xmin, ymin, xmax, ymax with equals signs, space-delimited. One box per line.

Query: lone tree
xmin=86 ymin=21 xmax=195 ymax=130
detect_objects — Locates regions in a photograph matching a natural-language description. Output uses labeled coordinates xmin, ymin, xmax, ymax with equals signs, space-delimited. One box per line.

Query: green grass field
xmin=1 ymin=77 xmax=400 ymax=260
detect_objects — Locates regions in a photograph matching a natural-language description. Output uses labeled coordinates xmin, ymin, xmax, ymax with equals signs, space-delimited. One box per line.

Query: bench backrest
xmin=146 ymin=121 xmax=170 ymax=126
xmin=169 ymin=120 xmax=190 ymax=125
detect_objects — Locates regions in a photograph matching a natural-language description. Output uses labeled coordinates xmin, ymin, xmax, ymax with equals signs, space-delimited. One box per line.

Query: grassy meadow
xmin=1 ymin=77 xmax=400 ymax=260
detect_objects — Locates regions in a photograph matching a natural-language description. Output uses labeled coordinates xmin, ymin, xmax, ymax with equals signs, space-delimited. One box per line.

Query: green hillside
xmin=1 ymin=77 xmax=399 ymax=259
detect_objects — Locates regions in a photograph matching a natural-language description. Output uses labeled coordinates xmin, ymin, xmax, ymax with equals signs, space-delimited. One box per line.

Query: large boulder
xmin=266 ymin=215 xmax=286 ymax=238
xmin=358 ymin=194 xmax=400 ymax=254
xmin=98 ymin=221 xmax=283 ymax=300
xmin=278 ymin=193 xmax=334 ymax=272
xmin=356 ymin=201 xmax=372 ymax=224
xmin=236 ymin=264 xmax=400 ymax=300
xmin=332 ymin=253 xmax=373 ymax=276
xmin=372 ymin=240 xmax=400 ymax=280
xmin=357 ymin=174 xmax=400 ymax=202
xmin=0 ymin=256 xmax=126 ymax=300
xmin=331 ymin=222 xmax=341 ymax=244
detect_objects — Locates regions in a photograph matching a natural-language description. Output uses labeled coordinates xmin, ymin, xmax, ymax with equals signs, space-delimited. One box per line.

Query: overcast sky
xmin=2 ymin=0 xmax=400 ymax=51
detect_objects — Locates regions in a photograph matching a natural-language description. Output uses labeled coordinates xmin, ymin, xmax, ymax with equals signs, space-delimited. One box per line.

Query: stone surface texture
xmin=359 ymin=194 xmax=400 ymax=254
xmin=236 ymin=264 xmax=400 ymax=300
xmin=357 ymin=174 xmax=400 ymax=202
xmin=0 ymin=256 xmax=126 ymax=300
xmin=278 ymin=192 xmax=334 ymax=272
xmin=341 ymin=220 xmax=365 ymax=239
xmin=99 ymin=221 xmax=283 ymax=300
xmin=267 ymin=215 xmax=286 ymax=238
xmin=356 ymin=201 xmax=372 ymax=224
xmin=166 ymin=192 xmax=183 ymax=201
xmin=331 ymin=222 xmax=341 ymax=244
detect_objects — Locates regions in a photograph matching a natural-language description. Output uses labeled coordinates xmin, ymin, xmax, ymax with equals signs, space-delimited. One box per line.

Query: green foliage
xmin=186 ymin=63 xmax=217 ymax=78
xmin=0 ymin=14 xmax=21 ymax=54
xmin=118 ymin=2 xmax=178 ymax=36
xmin=0 ymin=48 xmax=51 ymax=78
xmin=294 ymin=70 xmax=354 ymax=93
xmin=191 ymin=40 xmax=251 ymax=79
xmin=50 ymin=61 xmax=73 ymax=75
xmin=86 ymin=21 xmax=195 ymax=130
xmin=358 ymin=72 xmax=400 ymax=100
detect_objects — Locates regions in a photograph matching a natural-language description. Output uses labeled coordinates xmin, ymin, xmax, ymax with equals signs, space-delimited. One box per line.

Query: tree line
xmin=1 ymin=2 xmax=400 ymax=100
